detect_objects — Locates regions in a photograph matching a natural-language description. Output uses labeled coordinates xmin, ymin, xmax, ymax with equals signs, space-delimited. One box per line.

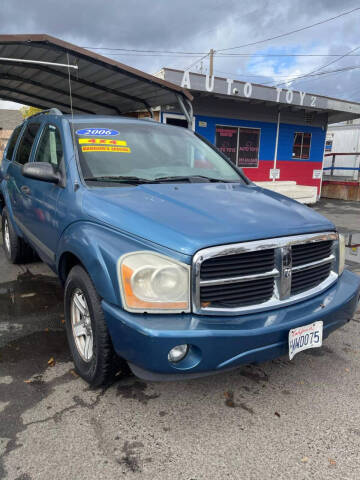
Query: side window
xmin=34 ymin=124 xmax=63 ymax=169
xmin=15 ymin=123 xmax=41 ymax=165
xmin=5 ymin=125 xmax=22 ymax=161
xmin=292 ymin=132 xmax=312 ymax=159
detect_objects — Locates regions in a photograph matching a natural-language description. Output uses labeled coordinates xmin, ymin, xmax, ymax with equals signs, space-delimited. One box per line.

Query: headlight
xmin=338 ymin=233 xmax=345 ymax=275
xmin=118 ymin=251 xmax=190 ymax=313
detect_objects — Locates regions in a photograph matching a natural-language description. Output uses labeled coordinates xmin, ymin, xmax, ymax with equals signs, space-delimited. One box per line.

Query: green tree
xmin=20 ymin=105 xmax=42 ymax=119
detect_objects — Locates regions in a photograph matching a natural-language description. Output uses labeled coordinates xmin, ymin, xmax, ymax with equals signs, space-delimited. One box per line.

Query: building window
xmin=293 ymin=132 xmax=311 ymax=159
xmin=237 ymin=128 xmax=260 ymax=168
xmin=215 ymin=125 xmax=260 ymax=168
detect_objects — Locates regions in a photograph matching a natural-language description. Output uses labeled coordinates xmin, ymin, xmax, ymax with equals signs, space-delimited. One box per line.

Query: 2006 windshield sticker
xmin=76 ymin=128 xmax=119 ymax=136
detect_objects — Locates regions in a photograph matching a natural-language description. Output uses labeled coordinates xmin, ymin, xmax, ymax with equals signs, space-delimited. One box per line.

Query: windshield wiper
xmin=83 ymin=176 xmax=153 ymax=184
xmin=152 ymin=175 xmax=235 ymax=183
xmin=84 ymin=175 xmax=240 ymax=185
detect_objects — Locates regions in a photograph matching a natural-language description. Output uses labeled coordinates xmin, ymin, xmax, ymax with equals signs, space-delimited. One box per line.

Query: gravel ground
xmin=0 ymin=199 xmax=359 ymax=480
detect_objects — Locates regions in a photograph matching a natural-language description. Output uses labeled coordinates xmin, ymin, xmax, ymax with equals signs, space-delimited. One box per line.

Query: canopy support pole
xmin=273 ymin=109 xmax=281 ymax=182
xmin=176 ymin=94 xmax=193 ymax=129
xmin=0 ymin=56 xmax=78 ymax=69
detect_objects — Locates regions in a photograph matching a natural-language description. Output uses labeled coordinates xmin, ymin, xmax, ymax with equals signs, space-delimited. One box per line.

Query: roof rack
xmin=29 ymin=108 xmax=63 ymax=119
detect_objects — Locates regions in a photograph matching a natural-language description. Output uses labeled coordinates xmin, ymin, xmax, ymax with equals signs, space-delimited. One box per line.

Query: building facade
xmin=156 ymin=69 xmax=360 ymax=200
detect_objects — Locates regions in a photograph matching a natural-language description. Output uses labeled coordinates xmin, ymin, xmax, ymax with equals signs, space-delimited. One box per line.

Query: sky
xmin=1 ymin=0 xmax=360 ymax=109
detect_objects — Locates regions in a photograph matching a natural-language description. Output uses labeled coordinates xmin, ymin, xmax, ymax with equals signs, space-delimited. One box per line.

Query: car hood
xmin=82 ymin=183 xmax=335 ymax=256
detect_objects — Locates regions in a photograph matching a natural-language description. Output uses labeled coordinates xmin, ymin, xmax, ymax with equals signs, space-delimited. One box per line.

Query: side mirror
xmin=22 ymin=162 xmax=61 ymax=184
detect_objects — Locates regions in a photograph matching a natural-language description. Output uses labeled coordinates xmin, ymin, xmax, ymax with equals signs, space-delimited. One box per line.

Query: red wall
xmin=243 ymin=160 xmax=322 ymax=193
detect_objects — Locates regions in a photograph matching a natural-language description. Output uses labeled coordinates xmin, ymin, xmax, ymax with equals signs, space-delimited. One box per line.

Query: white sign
xmin=198 ymin=121 xmax=207 ymax=127
xmin=180 ymin=72 xmax=317 ymax=107
xmin=270 ymin=169 xmax=280 ymax=179
xmin=312 ymin=169 xmax=322 ymax=179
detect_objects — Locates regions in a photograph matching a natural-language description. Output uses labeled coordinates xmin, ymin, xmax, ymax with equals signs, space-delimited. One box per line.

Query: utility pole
xmin=209 ymin=49 xmax=214 ymax=77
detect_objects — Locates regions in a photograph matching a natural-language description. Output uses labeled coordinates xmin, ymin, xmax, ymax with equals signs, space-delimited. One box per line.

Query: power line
xmin=214 ymin=64 xmax=360 ymax=81
xmin=183 ymin=52 xmax=210 ymax=72
xmin=82 ymin=7 xmax=360 ymax=57
xmin=87 ymin=50 xmax=360 ymax=58
xmin=274 ymin=44 xmax=360 ymax=87
xmin=217 ymin=6 xmax=360 ymax=52
xmin=83 ymin=46 xmax=208 ymax=54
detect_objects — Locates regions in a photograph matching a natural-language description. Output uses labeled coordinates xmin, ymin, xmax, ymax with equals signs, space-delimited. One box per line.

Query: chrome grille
xmin=192 ymin=232 xmax=339 ymax=315
xmin=200 ymin=276 xmax=275 ymax=308
xmin=292 ymin=240 xmax=333 ymax=267
xmin=291 ymin=262 xmax=332 ymax=296
xmin=200 ymin=249 xmax=275 ymax=280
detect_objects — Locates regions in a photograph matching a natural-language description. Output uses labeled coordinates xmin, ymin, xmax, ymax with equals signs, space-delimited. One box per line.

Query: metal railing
xmin=323 ymin=152 xmax=360 ymax=176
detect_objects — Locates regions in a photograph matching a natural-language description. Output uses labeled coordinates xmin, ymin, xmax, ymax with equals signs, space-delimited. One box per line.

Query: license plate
xmin=288 ymin=321 xmax=323 ymax=360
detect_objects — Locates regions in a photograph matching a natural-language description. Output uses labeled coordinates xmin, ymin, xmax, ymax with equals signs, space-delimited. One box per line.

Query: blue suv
xmin=1 ymin=110 xmax=359 ymax=386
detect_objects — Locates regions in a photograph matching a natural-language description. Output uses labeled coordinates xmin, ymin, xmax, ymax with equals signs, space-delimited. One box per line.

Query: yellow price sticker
xmin=78 ymin=138 xmax=127 ymax=146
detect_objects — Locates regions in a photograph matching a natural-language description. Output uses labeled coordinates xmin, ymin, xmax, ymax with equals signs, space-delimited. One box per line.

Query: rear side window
xmin=5 ymin=125 xmax=22 ymax=161
xmin=15 ymin=123 xmax=41 ymax=165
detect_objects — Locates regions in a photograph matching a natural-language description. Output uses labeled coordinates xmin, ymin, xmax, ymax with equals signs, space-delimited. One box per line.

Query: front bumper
xmin=103 ymin=269 xmax=360 ymax=381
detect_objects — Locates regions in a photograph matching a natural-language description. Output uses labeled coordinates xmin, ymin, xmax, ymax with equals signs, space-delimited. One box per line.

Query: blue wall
xmin=162 ymin=112 xmax=326 ymax=164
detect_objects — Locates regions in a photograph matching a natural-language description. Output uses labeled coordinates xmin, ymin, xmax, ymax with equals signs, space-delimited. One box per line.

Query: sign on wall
xmin=215 ymin=126 xmax=238 ymax=164
xmin=312 ymin=169 xmax=322 ymax=179
xmin=270 ymin=169 xmax=280 ymax=179
xmin=238 ymin=128 xmax=260 ymax=168
xmin=215 ymin=125 xmax=260 ymax=167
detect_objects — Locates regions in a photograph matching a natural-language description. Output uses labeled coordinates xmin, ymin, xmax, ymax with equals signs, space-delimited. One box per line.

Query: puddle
xmin=0 ymin=271 xmax=64 ymax=323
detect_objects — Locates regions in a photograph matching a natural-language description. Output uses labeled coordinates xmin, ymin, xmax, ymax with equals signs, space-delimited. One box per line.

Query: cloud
xmin=1 ymin=0 xmax=360 ymax=107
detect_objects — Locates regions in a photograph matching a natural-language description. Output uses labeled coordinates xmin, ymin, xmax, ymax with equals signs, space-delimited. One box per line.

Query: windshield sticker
xmin=78 ymin=138 xmax=127 ymax=146
xmin=81 ymin=145 xmax=131 ymax=153
xmin=76 ymin=128 xmax=119 ymax=136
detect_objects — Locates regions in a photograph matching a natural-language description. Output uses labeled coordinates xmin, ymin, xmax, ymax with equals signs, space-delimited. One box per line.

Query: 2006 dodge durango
xmin=1 ymin=111 xmax=359 ymax=386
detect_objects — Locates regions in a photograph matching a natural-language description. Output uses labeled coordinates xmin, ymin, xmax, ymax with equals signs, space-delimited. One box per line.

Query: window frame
xmin=215 ymin=124 xmax=261 ymax=168
xmin=292 ymin=132 xmax=312 ymax=160
xmin=33 ymin=123 xmax=64 ymax=170
xmin=13 ymin=121 xmax=42 ymax=166
xmin=4 ymin=124 xmax=23 ymax=162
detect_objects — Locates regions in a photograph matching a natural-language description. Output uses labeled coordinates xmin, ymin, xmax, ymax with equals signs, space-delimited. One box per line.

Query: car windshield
xmin=73 ymin=122 xmax=245 ymax=184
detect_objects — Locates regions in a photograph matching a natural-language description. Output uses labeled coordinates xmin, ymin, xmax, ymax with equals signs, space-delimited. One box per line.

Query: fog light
xmin=168 ymin=344 xmax=189 ymax=363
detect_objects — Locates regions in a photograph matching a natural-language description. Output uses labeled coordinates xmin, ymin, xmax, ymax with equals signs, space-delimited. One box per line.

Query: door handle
xmin=21 ymin=185 xmax=31 ymax=195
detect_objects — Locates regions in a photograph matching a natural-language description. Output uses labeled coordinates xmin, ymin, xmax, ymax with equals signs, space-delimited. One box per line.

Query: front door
xmin=21 ymin=123 xmax=65 ymax=263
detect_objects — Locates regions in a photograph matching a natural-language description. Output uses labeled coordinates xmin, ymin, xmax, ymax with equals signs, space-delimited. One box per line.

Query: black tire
xmin=64 ymin=265 xmax=119 ymax=387
xmin=1 ymin=207 xmax=32 ymax=264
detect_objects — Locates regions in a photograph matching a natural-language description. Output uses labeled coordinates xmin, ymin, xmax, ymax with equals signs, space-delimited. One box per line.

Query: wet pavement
xmin=0 ymin=199 xmax=359 ymax=480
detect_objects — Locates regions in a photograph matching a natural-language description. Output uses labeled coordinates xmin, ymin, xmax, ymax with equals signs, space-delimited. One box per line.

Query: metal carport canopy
xmin=0 ymin=34 xmax=193 ymax=115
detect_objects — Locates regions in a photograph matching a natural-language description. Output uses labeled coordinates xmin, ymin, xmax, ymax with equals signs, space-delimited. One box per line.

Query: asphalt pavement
xmin=0 ymin=198 xmax=359 ymax=480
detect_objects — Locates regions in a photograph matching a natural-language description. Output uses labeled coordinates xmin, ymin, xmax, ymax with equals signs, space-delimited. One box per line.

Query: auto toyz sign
xmin=180 ymin=71 xmax=318 ymax=108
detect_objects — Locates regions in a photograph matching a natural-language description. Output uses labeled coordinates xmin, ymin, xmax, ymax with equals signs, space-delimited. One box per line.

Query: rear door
xmin=0 ymin=124 xmax=23 ymax=181
xmin=7 ymin=121 xmax=42 ymax=227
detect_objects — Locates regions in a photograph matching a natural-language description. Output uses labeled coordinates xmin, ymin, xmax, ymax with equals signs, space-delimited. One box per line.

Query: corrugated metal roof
xmin=0 ymin=35 xmax=192 ymax=115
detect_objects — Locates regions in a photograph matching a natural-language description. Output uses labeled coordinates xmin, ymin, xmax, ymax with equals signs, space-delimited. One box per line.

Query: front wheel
xmin=64 ymin=265 xmax=119 ymax=387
